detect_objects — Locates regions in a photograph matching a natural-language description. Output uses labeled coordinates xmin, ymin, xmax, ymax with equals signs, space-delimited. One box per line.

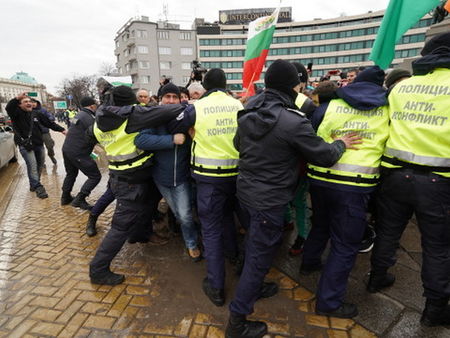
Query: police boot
xmin=90 ymin=270 xmax=124 ymax=286
xmin=71 ymin=193 xmax=93 ymax=210
xmin=202 ymin=277 xmax=225 ymax=306
xmin=225 ymin=312 xmax=268 ymax=338
xmin=367 ymin=271 xmax=395 ymax=293
xmin=421 ymin=298 xmax=450 ymax=327
xmin=86 ymin=213 xmax=98 ymax=237
xmin=61 ymin=191 xmax=74 ymax=205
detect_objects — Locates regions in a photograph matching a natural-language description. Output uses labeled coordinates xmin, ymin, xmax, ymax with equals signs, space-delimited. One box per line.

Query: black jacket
xmin=90 ymin=103 xmax=185 ymax=182
xmin=6 ymin=98 xmax=65 ymax=147
xmin=234 ymin=89 xmax=345 ymax=209
xmin=62 ymin=107 xmax=96 ymax=156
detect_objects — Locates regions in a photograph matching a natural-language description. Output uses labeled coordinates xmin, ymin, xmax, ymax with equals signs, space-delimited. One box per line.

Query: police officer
xmin=226 ymin=60 xmax=361 ymax=337
xmin=61 ymin=96 xmax=101 ymax=210
xmin=170 ymin=69 xmax=242 ymax=305
xmin=301 ymin=66 xmax=389 ymax=319
xmin=368 ymin=33 xmax=450 ymax=327
xmin=89 ymin=85 xmax=185 ymax=285
xmin=65 ymin=107 xmax=77 ymax=128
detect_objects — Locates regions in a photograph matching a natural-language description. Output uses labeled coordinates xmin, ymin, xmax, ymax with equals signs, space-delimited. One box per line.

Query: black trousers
xmin=89 ymin=176 xmax=159 ymax=275
xmin=370 ymin=169 xmax=450 ymax=300
xmin=62 ymin=152 xmax=101 ymax=196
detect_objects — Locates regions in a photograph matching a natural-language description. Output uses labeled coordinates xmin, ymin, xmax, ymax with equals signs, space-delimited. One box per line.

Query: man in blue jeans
xmin=134 ymin=83 xmax=201 ymax=261
xmin=6 ymin=93 xmax=66 ymax=198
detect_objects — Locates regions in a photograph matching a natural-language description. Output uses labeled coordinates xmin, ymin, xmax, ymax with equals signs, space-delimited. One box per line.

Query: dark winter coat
xmin=234 ymin=89 xmax=345 ymax=209
xmin=62 ymin=107 xmax=97 ymax=156
xmin=6 ymin=98 xmax=65 ymax=147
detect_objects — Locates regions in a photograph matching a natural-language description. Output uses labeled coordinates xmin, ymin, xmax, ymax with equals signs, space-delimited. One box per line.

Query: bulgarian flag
xmin=242 ymin=7 xmax=280 ymax=96
xmin=369 ymin=0 xmax=440 ymax=69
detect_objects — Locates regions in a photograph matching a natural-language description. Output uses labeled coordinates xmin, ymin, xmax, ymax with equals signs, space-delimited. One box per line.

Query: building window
xmin=122 ymin=33 xmax=129 ymax=42
xmin=181 ymin=62 xmax=191 ymax=70
xmin=180 ymin=47 xmax=193 ymax=56
xmin=124 ymin=49 xmax=129 ymax=57
xmin=118 ymin=67 xmax=122 ymax=74
xmin=137 ymin=30 xmax=148 ymax=38
xmin=125 ymin=63 xmax=130 ymax=72
xmin=138 ymin=45 xmax=149 ymax=54
xmin=141 ymin=75 xmax=151 ymax=84
xmin=139 ymin=61 xmax=150 ymax=69
xmin=160 ymin=61 xmax=171 ymax=70
xmin=115 ymin=41 xmax=120 ymax=48
xmin=116 ymin=54 xmax=120 ymax=62
xmin=158 ymin=31 xmax=169 ymax=40
xmin=180 ymin=32 xmax=192 ymax=40
xmin=159 ymin=47 xmax=171 ymax=55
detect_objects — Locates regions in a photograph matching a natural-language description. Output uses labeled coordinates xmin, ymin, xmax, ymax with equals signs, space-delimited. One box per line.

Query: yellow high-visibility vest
xmin=191 ymin=91 xmax=243 ymax=177
xmin=93 ymin=120 xmax=153 ymax=171
xmin=382 ymin=68 xmax=450 ymax=177
xmin=308 ymin=98 xmax=389 ymax=187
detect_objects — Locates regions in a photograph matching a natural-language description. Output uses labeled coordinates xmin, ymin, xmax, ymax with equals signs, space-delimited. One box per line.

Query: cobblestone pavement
xmin=0 ymin=133 xmax=377 ymax=337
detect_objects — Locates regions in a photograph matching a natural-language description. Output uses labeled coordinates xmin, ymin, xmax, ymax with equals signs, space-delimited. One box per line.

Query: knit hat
xmin=291 ymin=62 xmax=309 ymax=84
xmin=421 ymin=32 xmax=450 ymax=56
xmin=80 ymin=96 xmax=96 ymax=107
xmin=353 ymin=66 xmax=385 ymax=86
xmin=159 ymin=83 xmax=180 ymax=98
xmin=385 ymin=68 xmax=411 ymax=89
xmin=112 ymin=86 xmax=136 ymax=106
xmin=202 ymin=68 xmax=226 ymax=90
xmin=265 ymin=59 xmax=300 ymax=98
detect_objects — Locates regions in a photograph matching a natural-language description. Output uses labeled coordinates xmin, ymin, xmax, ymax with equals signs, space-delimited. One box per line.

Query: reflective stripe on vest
xmin=308 ymin=98 xmax=389 ymax=187
xmin=192 ymin=91 xmax=243 ymax=177
xmin=93 ymin=120 xmax=153 ymax=170
xmin=385 ymin=68 xmax=450 ymax=177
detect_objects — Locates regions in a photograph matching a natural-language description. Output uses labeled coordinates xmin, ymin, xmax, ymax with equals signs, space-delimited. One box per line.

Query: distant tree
xmin=57 ymin=75 xmax=98 ymax=108
xmin=98 ymin=62 xmax=118 ymax=76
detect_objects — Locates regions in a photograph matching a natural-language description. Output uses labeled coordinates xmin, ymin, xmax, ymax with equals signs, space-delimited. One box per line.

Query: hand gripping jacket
xmin=381 ymin=68 xmax=450 ymax=178
xmin=93 ymin=120 xmax=153 ymax=171
xmin=191 ymin=91 xmax=243 ymax=177
xmin=308 ymin=98 xmax=390 ymax=187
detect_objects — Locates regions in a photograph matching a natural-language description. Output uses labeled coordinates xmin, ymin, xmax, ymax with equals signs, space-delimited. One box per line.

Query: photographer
xmin=6 ymin=93 xmax=66 ymax=199
xmin=186 ymin=60 xmax=207 ymax=89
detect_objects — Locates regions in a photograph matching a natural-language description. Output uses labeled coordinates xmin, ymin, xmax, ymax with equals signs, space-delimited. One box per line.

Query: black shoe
xmin=35 ymin=186 xmax=48 ymax=199
xmin=71 ymin=193 xmax=93 ymax=210
xmin=86 ymin=214 xmax=98 ymax=237
xmin=367 ymin=272 xmax=395 ymax=293
xmin=359 ymin=226 xmax=375 ymax=253
xmin=225 ymin=312 xmax=268 ymax=338
xmin=50 ymin=156 xmax=57 ymax=165
xmin=299 ymin=262 xmax=323 ymax=276
xmin=316 ymin=303 xmax=358 ymax=319
xmin=421 ymin=298 xmax=450 ymax=327
xmin=30 ymin=186 xmax=36 ymax=192
xmin=258 ymin=282 xmax=278 ymax=300
xmin=202 ymin=277 xmax=225 ymax=307
xmin=90 ymin=271 xmax=125 ymax=285
xmin=61 ymin=192 xmax=74 ymax=205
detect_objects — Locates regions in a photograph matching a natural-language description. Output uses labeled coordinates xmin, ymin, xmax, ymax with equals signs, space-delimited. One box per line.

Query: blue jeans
xmin=156 ymin=181 xmax=198 ymax=249
xmin=19 ymin=145 xmax=45 ymax=190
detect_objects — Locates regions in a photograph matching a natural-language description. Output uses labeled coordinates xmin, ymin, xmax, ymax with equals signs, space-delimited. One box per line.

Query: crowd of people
xmin=5 ymin=32 xmax=449 ymax=337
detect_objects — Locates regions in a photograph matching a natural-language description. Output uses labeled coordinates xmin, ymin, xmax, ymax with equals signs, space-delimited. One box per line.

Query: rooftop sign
xmin=219 ymin=7 xmax=292 ymax=25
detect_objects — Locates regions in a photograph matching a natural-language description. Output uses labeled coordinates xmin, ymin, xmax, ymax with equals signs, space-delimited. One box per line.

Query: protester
xmin=6 ymin=93 xmax=66 ymax=199
xmin=31 ymin=99 xmax=57 ymax=166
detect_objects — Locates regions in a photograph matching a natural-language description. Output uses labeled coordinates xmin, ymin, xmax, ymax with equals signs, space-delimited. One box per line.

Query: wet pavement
xmin=0 ymin=132 xmax=447 ymax=337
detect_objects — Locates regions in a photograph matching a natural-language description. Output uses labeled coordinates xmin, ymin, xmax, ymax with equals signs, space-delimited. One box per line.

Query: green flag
xmin=369 ymin=0 xmax=439 ymax=69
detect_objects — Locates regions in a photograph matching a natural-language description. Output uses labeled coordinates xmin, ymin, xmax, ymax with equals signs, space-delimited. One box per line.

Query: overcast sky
xmin=0 ymin=0 xmax=390 ymax=94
